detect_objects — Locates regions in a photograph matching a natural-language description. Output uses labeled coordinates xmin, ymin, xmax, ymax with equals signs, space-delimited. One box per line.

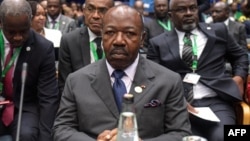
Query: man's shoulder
xmin=145 ymin=18 xmax=158 ymax=28
xmin=199 ymin=22 xmax=228 ymax=34
xmin=67 ymin=60 xmax=101 ymax=79
xmin=142 ymin=57 xmax=180 ymax=79
xmin=149 ymin=31 xmax=169 ymax=43
xmin=60 ymin=15 xmax=75 ymax=23
xmin=62 ymin=27 xmax=86 ymax=39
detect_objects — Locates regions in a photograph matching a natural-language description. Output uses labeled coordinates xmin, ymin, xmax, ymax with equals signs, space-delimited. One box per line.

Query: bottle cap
xmin=123 ymin=93 xmax=134 ymax=104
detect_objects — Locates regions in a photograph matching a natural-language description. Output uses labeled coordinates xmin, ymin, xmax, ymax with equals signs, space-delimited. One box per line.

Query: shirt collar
xmin=47 ymin=14 xmax=61 ymax=23
xmin=106 ymin=54 xmax=139 ymax=80
xmin=224 ymin=18 xmax=229 ymax=26
xmin=87 ymin=27 xmax=100 ymax=42
xmin=175 ymin=28 xmax=199 ymax=39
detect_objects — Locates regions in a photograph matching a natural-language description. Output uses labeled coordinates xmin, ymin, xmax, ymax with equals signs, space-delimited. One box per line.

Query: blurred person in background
xmin=239 ymin=0 xmax=250 ymax=38
xmin=57 ymin=0 xmax=114 ymax=95
xmin=28 ymin=0 xmax=62 ymax=63
xmin=28 ymin=0 xmax=62 ymax=48
xmin=144 ymin=0 xmax=173 ymax=50
xmin=39 ymin=0 xmax=48 ymax=15
xmin=46 ymin=0 xmax=76 ymax=34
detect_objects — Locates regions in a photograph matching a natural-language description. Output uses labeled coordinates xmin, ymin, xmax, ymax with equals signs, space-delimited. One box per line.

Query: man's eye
xmin=105 ymin=31 xmax=115 ymax=35
xmin=177 ymin=8 xmax=186 ymax=13
xmin=126 ymin=32 xmax=135 ymax=36
xmin=99 ymin=8 xmax=108 ymax=14
xmin=87 ymin=6 xmax=94 ymax=12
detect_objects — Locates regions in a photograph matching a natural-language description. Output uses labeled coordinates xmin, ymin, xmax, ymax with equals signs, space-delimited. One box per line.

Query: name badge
xmin=183 ymin=73 xmax=200 ymax=84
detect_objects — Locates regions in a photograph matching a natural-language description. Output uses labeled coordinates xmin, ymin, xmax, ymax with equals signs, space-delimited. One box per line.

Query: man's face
xmin=1 ymin=14 xmax=30 ymax=48
xmin=169 ymin=0 xmax=198 ymax=32
xmin=83 ymin=0 xmax=113 ymax=35
xmin=134 ymin=1 xmax=144 ymax=15
xmin=211 ymin=4 xmax=229 ymax=23
xmin=231 ymin=2 xmax=238 ymax=13
xmin=47 ymin=0 xmax=61 ymax=19
xmin=154 ymin=0 xmax=168 ymax=19
xmin=102 ymin=7 xmax=145 ymax=70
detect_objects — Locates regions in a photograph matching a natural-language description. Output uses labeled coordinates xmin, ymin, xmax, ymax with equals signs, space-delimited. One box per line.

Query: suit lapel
xmin=129 ymin=56 xmax=155 ymax=116
xmin=197 ymin=23 xmax=217 ymax=65
xmin=91 ymin=60 xmax=120 ymax=118
xmin=13 ymin=30 xmax=34 ymax=96
xmin=59 ymin=16 xmax=66 ymax=32
xmin=79 ymin=27 xmax=91 ymax=65
xmin=15 ymin=30 xmax=34 ymax=73
xmin=166 ymin=30 xmax=190 ymax=69
xmin=228 ymin=20 xmax=233 ymax=30
xmin=167 ymin=30 xmax=181 ymax=61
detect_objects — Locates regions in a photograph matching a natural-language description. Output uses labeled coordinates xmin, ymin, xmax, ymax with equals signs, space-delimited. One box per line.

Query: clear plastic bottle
xmin=117 ymin=94 xmax=139 ymax=141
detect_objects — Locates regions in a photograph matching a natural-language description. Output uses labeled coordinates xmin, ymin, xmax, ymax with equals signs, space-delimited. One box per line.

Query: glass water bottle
xmin=117 ymin=93 xmax=139 ymax=141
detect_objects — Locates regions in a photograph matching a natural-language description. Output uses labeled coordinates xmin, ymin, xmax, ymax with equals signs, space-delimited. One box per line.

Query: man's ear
xmin=139 ymin=31 xmax=146 ymax=48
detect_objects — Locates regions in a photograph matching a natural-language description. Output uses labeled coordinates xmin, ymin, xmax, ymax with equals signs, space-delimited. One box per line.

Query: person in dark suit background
xmin=58 ymin=0 xmax=114 ymax=95
xmin=211 ymin=1 xmax=248 ymax=75
xmin=197 ymin=0 xmax=211 ymax=22
xmin=133 ymin=0 xmax=152 ymax=25
xmin=53 ymin=5 xmax=191 ymax=141
xmin=46 ymin=0 xmax=77 ymax=34
xmin=239 ymin=0 xmax=250 ymax=38
xmin=0 ymin=0 xmax=59 ymax=141
xmin=211 ymin=1 xmax=247 ymax=49
xmin=144 ymin=0 xmax=173 ymax=49
xmin=133 ymin=0 xmax=152 ymax=53
xmin=147 ymin=0 xmax=248 ymax=141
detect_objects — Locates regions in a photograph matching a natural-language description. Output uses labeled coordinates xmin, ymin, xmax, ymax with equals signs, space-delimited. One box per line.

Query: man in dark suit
xmin=211 ymin=1 xmax=247 ymax=49
xmin=58 ymin=0 xmax=114 ymax=95
xmin=144 ymin=0 xmax=173 ymax=49
xmin=46 ymin=0 xmax=77 ymax=34
xmin=211 ymin=1 xmax=248 ymax=76
xmin=133 ymin=0 xmax=152 ymax=54
xmin=0 ymin=0 xmax=59 ymax=141
xmin=147 ymin=0 xmax=248 ymax=141
xmin=53 ymin=5 xmax=191 ymax=141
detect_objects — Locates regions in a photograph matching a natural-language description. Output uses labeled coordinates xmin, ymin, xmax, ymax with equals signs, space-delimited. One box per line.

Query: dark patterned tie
xmin=112 ymin=70 xmax=127 ymax=112
xmin=2 ymin=44 xmax=14 ymax=126
xmin=182 ymin=32 xmax=193 ymax=68
xmin=52 ymin=20 xmax=57 ymax=29
xmin=183 ymin=33 xmax=194 ymax=103
xmin=93 ymin=37 xmax=103 ymax=59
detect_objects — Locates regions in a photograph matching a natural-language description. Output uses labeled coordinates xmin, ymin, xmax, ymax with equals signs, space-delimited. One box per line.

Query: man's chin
xmin=182 ymin=23 xmax=197 ymax=31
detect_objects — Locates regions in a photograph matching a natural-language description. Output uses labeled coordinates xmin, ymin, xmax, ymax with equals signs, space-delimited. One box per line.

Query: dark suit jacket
xmin=58 ymin=26 xmax=91 ymax=94
xmin=0 ymin=29 xmax=59 ymax=141
xmin=144 ymin=18 xmax=173 ymax=49
xmin=53 ymin=56 xmax=191 ymax=141
xmin=197 ymin=0 xmax=211 ymax=22
xmin=46 ymin=15 xmax=77 ymax=35
xmin=228 ymin=19 xmax=247 ymax=49
xmin=147 ymin=22 xmax=249 ymax=102
xmin=243 ymin=20 xmax=250 ymax=38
